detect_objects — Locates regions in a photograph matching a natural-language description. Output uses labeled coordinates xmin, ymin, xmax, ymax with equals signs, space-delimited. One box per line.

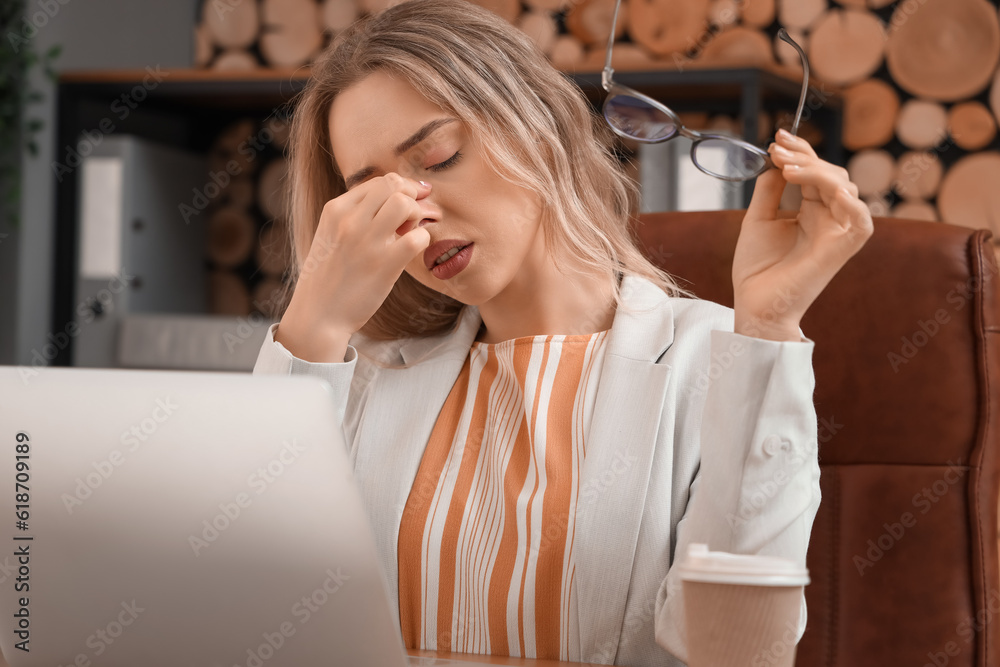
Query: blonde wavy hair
xmin=276 ymin=0 xmax=693 ymax=341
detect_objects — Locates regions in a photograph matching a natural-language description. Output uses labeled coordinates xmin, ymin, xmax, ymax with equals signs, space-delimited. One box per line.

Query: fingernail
xmin=777 ymin=128 xmax=792 ymax=139
xmin=419 ymin=180 xmax=431 ymax=188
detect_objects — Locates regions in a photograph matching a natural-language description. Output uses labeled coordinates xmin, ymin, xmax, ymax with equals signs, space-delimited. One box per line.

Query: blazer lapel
xmin=350 ymin=304 xmax=483 ymax=624
xmin=350 ymin=274 xmax=675 ymax=659
xmin=574 ymin=275 xmax=676 ymax=663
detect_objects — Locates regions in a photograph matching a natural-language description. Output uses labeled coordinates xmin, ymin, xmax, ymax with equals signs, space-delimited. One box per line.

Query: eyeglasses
xmin=600 ymin=1 xmax=811 ymax=182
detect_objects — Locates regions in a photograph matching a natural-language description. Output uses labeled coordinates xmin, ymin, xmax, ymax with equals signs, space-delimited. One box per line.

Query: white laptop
xmin=0 ymin=366 xmax=483 ymax=667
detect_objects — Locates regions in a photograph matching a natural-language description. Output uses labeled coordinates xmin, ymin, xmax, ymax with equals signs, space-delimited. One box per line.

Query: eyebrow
xmin=342 ymin=117 xmax=458 ymax=189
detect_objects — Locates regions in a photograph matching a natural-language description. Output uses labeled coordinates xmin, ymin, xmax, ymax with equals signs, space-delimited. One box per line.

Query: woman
xmin=252 ymin=0 xmax=872 ymax=664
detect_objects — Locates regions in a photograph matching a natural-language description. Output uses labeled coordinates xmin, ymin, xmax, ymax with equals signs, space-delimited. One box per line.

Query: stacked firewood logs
xmin=203 ymin=116 xmax=293 ymax=318
xmin=195 ymin=0 xmax=1000 ymax=264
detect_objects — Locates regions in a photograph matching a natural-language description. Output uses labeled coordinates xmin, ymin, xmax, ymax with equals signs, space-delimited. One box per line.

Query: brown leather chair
xmin=633 ymin=210 xmax=1000 ymax=667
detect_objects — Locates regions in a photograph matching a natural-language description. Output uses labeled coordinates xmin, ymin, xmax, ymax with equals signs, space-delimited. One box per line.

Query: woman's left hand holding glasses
xmin=730 ymin=128 xmax=874 ymax=341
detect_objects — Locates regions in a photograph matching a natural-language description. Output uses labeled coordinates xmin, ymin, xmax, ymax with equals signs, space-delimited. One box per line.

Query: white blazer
xmin=252 ymin=274 xmax=822 ymax=667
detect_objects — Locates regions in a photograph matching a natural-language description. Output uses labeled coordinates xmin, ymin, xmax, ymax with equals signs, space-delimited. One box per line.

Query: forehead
xmin=328 ymin=71 xmax=450 ymax=176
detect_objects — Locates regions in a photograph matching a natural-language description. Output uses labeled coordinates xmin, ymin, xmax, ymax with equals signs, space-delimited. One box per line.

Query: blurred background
xmin=2 ymin=0 xmax=999 ymax=371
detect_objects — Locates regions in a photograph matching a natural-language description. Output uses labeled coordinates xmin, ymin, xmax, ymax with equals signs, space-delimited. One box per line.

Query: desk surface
xmin=407 ymin=649 xmax=608 ymax=666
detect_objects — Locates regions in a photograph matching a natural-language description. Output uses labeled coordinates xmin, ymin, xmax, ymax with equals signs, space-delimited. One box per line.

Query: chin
xmin=431 ymin=279 xmax=500 ymax=309
xmin=408 ymin=258 xmax=512 ymax=307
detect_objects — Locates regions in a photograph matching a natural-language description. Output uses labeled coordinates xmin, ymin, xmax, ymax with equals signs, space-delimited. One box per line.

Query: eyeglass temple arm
xmin=602 ymin=0 xmax=624 ymax=91
xmin=777 ymin=28 xmax=809 ymax=136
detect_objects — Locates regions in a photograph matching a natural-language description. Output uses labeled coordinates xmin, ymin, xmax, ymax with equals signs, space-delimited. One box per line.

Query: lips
xmin=424 ymin=239 xmax=473 ymax=270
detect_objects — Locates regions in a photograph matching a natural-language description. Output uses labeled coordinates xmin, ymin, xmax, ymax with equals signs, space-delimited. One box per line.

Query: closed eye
xmin=429 ymin=151 xmax=462 ymax=172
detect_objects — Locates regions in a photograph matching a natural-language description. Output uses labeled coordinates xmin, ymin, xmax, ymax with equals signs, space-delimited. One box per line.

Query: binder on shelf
xmin=73 ymin=135 xmax=209 ymax=368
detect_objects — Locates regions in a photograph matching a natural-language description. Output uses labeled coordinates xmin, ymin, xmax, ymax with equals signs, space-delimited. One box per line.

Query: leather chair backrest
xmin=634 ymin=210 xmax=1000 ymax=667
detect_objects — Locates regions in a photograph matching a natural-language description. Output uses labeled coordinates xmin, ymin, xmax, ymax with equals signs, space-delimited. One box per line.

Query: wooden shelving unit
xmin=51 ymin=66 xmax=842 ymax=367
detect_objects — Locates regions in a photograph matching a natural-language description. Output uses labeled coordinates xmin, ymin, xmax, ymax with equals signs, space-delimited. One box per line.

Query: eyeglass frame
xmin=600 ymin=0 xmax=812 ymax=182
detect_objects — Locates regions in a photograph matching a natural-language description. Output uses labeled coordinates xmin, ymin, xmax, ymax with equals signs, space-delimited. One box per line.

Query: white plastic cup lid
xmin=677 ymin=543 xmax=810 ymax=586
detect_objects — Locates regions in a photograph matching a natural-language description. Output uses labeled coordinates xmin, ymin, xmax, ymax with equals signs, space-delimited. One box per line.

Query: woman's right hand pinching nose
xmin=275 ymin=173 xmax=433 ymax=363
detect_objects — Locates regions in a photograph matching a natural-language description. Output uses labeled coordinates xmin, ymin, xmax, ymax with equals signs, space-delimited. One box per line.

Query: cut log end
xmin=202 ymin=0 xmax=260 ymax=50
xmin=843 ymin=78 xmax=900 ymax=151
xmin=949 ymin=101 xmax=998 ymax=151
xmin=938 ymin=152 xmax=1000 ymax=235
xmin=257 ymin=158 xmax=290 ymax=221
xmin=211 ymin=49 xmax=260 ymax=71
xmin=894 ymin=151 xmax=943 ymax=201
xmin=322 ymin=0 xmax=360 ymax=33
xmin=891 ymin=200 xmax=939 ymax=222
xmin=896 ymin=99 xmax=948 ymax=150
xmin=207 ymin=207 xmax=257 ymax=268
xmin=210 ymin=118 xmax=261 ymax=175
xmin=517 ymin=10 xmax=559 ymax=57
xmin=194 ymin=24 xmax=215 ymax=68
xmin=741 ymin=0 xmax=775 ymax=28
xmin=566 ymin=0 xmax=628 ymax=46
xmin=260 ymin=0 xmax=325 ymax=68
xmin=808 ymin=8 xmax=886 ymax=87
xmin=778 ymin=0 xmax=826 ymax=30
xmin=847 ymin=149 xmax=896 ymax=198
xmin=210 ymin=270 xmax=252 ymax=316
xmin=699 ymin=26 xmax=774 ymax=67
xmin=550 ymin=35 xmax=586 ymax=70
xmin=886 ymin=0 xmax=1000 ymax=101
xmin=629 ymin=0 xmax=711 ymax=57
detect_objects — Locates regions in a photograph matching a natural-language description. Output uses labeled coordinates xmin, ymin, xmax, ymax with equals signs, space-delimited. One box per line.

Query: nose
xmin=412 ymin=181 xmax=436 ymax=229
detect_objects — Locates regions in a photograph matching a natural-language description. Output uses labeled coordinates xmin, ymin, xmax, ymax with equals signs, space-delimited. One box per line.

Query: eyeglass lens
xmin=692 ymin=138 xmax=769 ymax=181
xmin=603 ymin=94 xmax=677 ymax=141
xmin=605 ymin=93 xmax=769 ymax=180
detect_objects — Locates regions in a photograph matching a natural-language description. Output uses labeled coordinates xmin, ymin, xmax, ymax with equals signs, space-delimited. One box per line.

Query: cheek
xmin=404 ymin=256 xmax=430 ymax=284
xmin=493 ymin=194 xmax=543 ymax=251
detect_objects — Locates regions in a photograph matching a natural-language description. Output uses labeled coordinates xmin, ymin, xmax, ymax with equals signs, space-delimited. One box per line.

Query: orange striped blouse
xmin=398 ymin=329 xmax=611 ymax=661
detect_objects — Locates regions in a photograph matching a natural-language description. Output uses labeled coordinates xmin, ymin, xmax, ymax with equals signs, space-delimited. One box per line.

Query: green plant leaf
xmin=0 ymin=1 xmax=59 ymax=227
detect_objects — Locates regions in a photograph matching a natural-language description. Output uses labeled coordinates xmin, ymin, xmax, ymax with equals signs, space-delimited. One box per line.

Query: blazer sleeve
xmin=251 ymin=322 xmax=360 ymax=438
xmin=654 ymin=327 xmax=822 ymax=664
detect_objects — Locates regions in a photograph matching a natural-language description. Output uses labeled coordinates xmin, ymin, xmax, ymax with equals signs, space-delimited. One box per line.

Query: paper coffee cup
xmin=678 ymin=544 xmax=810 ymax=667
